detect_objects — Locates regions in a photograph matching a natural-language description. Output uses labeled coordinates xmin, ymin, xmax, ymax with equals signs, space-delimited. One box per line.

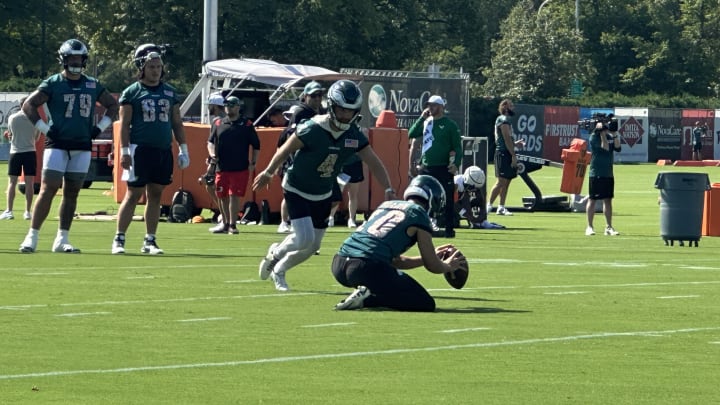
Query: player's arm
xmin=252 ymin=133 xmax=303 ymax=190
xmin=170 ymin=104 xmax=186 ymax=145
xmin=500 ymin=122 xmax=514 ymax=156
xmin=357 ymin=146 xmax=395 ymax=199
xmin=118 ymin=103 xmax=133 ymax=169
xmin=98 ymin=90 xmax=119 ymax=120
xmin=22 ymin=90 xmax=49 ymax=129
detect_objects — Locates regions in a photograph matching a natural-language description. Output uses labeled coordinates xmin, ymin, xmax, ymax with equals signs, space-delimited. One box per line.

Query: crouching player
xmin=331 ymin=175 xmax=466 ymax=312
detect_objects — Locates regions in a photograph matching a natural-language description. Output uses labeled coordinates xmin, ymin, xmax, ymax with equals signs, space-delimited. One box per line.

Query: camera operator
xmin=586 ymin=120 xmax=621 ymax=236
xmin=692 ymin=121 xmax=708 ymax=161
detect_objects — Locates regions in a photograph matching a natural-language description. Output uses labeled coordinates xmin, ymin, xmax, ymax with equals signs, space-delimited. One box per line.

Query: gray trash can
xmin=654 ymin=172 xmax=710 ymax=246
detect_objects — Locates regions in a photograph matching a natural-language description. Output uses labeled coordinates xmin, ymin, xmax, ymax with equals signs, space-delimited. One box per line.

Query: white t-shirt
xmin=8 ymin=111 xmax=38 ymax=154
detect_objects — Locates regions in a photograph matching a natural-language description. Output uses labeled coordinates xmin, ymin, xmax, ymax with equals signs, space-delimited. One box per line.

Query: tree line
xmin=1 ymin=0 xmax=718 ymax=108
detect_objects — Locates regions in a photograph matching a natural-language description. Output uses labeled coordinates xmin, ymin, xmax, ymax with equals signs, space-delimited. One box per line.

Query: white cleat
xmin=111 ymin=236 xmax=126 ymax=254
xmin=19 ymin=233 xmax=38 ymax=253
xmin=335 ymin=286 xmax=371 ymax=310
xmin=585 ymin=226 xmax=596 ymax=236
xmin=141 ymin=238 xmax=164 ymax=255
xmin=271 ymin=271 xmax=290 ymax=292
xmin=259 ymin=243 xmax=279 ymax=280
xmin=604 ymin=226 xmax=620 ymax=236
xmin=52 ymin=238 xmax=81 ymax=253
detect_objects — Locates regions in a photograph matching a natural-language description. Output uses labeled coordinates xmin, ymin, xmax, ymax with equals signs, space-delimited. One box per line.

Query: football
xmin=463 ymin=166 xmax=486 ymax=188
xmin=437 ymin=245 xmax=469 ymax=289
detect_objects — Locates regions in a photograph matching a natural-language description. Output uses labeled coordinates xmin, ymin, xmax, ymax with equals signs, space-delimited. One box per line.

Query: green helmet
xmin=403 ymin=175 xmax=446 ymax=215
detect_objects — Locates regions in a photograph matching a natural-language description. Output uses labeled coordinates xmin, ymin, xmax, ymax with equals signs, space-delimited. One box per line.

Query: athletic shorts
xmin=588 ymin=176 xmax=614 ymax=200
xmin=8 ymin=151 xmax=37 ymax=176
xmin=330 ymin=182 xmax=343 ymax=202
xmin=494 ymin=150 xmax=517 ymax=179
xmin=693 ymin=142 xmax=703 ymax=152
xmin=284 ymin=189 xmax=332 ymax=229
xmin=215 ymin=170 xmax=249 ymax=198
xmin=128 ymin=145 xmax=173 ymax=187
xmin=342 ymin=160 xmax=364 ymax=183
xmin=43 ymin=149 xmax=91 ymax=175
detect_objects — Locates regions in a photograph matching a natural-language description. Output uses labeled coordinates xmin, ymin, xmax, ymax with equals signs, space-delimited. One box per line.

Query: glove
xmin=90 ymin=126 xmax=102 ymax=139
xmin=177 ymin=143 xmax=190 ymax=169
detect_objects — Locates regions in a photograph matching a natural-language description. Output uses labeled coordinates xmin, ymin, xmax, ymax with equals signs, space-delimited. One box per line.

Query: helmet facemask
xmin=58 ymin=39 xmax=88 ymax=75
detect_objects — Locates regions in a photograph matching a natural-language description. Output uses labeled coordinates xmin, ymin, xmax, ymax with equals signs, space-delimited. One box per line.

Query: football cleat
xmin=335 ymin=286 xmax=371 ymax=310
xmin=271 ymin=271 xmax=289 ymax=292
xmin=141 ymin=238 xmax=164 ymax=255
xmin=259 ymin=243 xmax=279 ymax=280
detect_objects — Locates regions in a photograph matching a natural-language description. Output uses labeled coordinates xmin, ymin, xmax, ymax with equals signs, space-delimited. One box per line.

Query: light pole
xmin=538 ymin=0 xmax=579 ymax=33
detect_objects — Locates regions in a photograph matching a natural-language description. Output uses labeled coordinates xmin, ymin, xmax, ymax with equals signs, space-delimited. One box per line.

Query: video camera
xmin=578 ymin=112 xmax=618 ymax=132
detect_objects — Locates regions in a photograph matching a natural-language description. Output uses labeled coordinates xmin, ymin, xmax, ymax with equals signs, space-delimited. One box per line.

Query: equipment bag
xmin=169 ymin=189 xmax=195 ymax=223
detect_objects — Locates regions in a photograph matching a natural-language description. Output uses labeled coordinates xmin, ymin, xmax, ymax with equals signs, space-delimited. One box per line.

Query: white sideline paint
xmin=657 ymin=295 xmax=700 ymax=299
xmin=126 ymin=276 xmax=155 ymax=280
xmin=223 ymin=279 xmax=262 ymax=284
xmin=439 ymin=327 xmax=491 ymax=333
xmin=176 ymin=317 xmax=231 ymax=323
xmin=301 ymin=322 xmax=356 ymax=328
xmin=26 ymin=272 xmax=69 ymax=276
xmin=0 ymin=327 xmax=717 ymax=381
xmin=530 ymin=281 xmax=720 ymax=289
xmin=55 ymin=312 xmax=111 ymax=317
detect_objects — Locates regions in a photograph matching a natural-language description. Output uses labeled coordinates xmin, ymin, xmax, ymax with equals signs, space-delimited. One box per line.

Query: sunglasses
xmin=308 ymin=93 xmax=323 ymax=98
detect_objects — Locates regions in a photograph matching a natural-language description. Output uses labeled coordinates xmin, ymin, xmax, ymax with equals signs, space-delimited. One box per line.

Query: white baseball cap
xmin=426 ymin=95 xmax=445 ymax=106
xmin=208 ymin=92 xmax=225 ymax=106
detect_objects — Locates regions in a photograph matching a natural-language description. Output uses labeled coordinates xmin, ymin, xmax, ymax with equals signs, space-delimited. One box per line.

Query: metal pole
xmin=575 ymin=0 xmax=580 ymax=33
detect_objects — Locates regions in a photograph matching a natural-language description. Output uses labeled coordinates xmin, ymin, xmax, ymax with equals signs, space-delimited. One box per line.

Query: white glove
xmin=178 ymin=143 xmax=190 ymax=169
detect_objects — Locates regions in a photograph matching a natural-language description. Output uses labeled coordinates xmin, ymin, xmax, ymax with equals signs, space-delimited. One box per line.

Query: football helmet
xmin=403 ymin=175 xmax=446 ymax=215
xmin=326 ymin=80 xmax=362 ymax=131
xmin=58 ymin=39 xmax=88 ymax=74
xmin=134 ymin=43 xmax=163 ymax=69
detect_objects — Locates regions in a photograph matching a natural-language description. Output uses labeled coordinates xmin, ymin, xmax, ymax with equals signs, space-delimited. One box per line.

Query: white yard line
xmin=439 ymin=327 xmax=491 ymax=333
xmin=55 ymin=312 xmax=111 ymax=317
xmin=301 ymin=323 xmax=357 ymax=328
xmin=0 ymin=327 xmax=717 ymax=381
xmin=544 ymin=291 xmax=589 ymax=295
xmin=176 ymin=317 xmax=231 ymax=323
xmin=656 ymin=295 xmax=700 ymax=299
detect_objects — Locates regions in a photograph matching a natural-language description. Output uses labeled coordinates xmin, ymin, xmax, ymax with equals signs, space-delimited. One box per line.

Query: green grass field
xmin=1 ymin=162 xmax=719 ymax=404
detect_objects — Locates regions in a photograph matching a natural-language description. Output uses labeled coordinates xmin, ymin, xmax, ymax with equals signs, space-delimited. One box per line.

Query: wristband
xmin=261 ymin=171 xmax=273 ymax=179
xmin=385 ymin=187 xmax=395 ymax=194
xmin=97 ymin=116 xmax=113 ymax=131
xmin=179 ymin=143 xmax=189 ymax=154
xmin=121 ymin=147 xmax=131 ymax=156
xmin=34 ymin=119 xmax=51 ymax=135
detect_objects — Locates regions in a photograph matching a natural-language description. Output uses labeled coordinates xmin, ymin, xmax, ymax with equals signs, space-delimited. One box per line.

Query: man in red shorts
xmin=207 ymin=96 xmax=260 ymax=234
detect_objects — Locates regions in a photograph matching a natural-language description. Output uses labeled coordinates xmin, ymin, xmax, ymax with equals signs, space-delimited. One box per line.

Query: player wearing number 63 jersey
xmin=19 ymin=38 xmax=119 ymax=254
xmin=111 ymin=43 xmax=189 ymax=256
xmin=253 ymin=80 xmax=395 ymax=292
xmin=331 ymin=175 xmax=465 ymax=312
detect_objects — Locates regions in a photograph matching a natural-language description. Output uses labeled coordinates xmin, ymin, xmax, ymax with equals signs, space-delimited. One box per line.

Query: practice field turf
xmin=0 ymin=162 xmax=718 ymax=404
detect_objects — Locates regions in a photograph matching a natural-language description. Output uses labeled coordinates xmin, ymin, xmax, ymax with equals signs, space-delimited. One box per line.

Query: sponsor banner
xmin=513 ymin=104 xmax=545 ymax=158
xmin=542 ymin=105 xmax=580 ymax=162
xmin=357 ymin=78 xmax=466 ymax=133
xmin=0 ymin=93 xmax=29 ymax=137
xmin=615 ymin=107 xmax=649 ymax=163
xmin=680 ymin=109 xmax=715 ymax=160
xmin=647 ymin=108 xmax=682 ymax=162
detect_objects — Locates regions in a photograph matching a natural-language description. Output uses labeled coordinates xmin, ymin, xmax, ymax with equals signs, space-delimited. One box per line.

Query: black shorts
xmin=331 ymin=182 xmax=343 ymax=202
xmin=693 ymin=142 xmax=703 ymax=152
xmin=284 ymin=190 xmax=333 ymax=229
xmin=494 ymin=150 xmax=517 ymax=179
xmin=128 ymin=145 xmax=174 ymax=187
xmin=8 ymin=151 xmax=37 ymax=176
xmin=342 ymin=160 xmax=364 ymax=183
xmin=588 ymin=176 xmax=614 ymax=200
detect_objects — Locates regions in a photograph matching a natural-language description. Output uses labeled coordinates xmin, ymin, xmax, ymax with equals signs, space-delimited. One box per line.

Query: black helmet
xmin=326 ymin=80 xmax=362 ymax=130
xmin=403 ymin=175 xmax=446 ymax=215
xmin=58 ymin=39 xmax=88 ymax=74
xmin=133 ymin=43 xmax=163 ymax=69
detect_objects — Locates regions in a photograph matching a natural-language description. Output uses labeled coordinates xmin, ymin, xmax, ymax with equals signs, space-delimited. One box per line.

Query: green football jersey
xmin=119 ymin=81 xmax=180 ymax=149
xmin=588 ymin=131 xmax=615 ymax=177
xmin=39 ymin=73 xmax=106 ymax=150
xmin=284 ymin=119 xmax=369 ymax=199
xmin=339 ymin=200 xmax=433 ymax=263
xmin=494 ymin=114 xmax=512 ymax=152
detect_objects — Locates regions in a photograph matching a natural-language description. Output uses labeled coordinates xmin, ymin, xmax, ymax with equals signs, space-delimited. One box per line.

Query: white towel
xmin=121 ymin=144 xmax=138 ymax=182
xmin=421 ymin=117 xmax=434 ymax=155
